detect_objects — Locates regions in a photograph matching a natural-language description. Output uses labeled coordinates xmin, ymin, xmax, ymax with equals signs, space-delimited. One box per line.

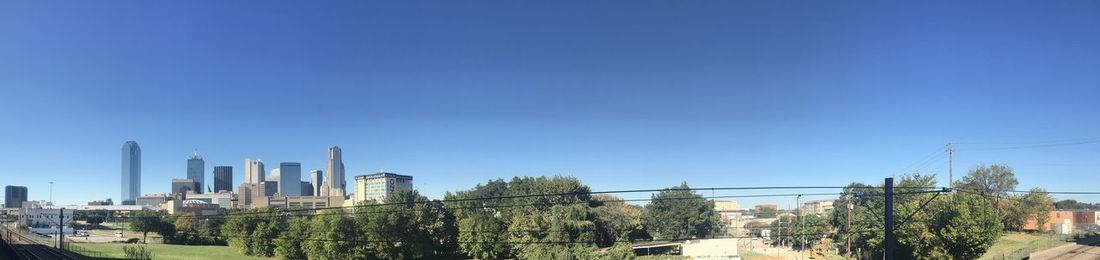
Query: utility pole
xmin=846 ymin=195 xmax=852 ymax=256
xmin=948 ymin=142 xmax=954 ymax=192
xmin=49 ymin=181 xmax=54 ymax=205
xmin=59 ymin=208 xmax=64 ymax=250
xmin=777 ymin=215 xmax=782 ymax=248
xmin=798 ymin=194 xmax=804 ymax=260
xmin=884 ymin=177 xmax=896 ymax=260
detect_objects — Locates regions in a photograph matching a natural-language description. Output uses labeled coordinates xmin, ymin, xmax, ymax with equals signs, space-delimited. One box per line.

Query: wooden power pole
xmin=948 ymin=142 xmax=954 ymax=191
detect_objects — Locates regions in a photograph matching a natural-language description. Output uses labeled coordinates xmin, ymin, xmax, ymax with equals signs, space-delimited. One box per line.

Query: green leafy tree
xmin=448 ymin=176 xmax=596 ymax=259
xmin=129 ymin=210 xmax=169 ymax=243
xmin=956 ymin=164 xmax=1019 ymax=231
xmin=643 ymin=183 xmax=722 ymax=240
xmin=755 ymin=207 xmax=778 ymax=218
xmin=358 ymin=189 xmax=453 ymax=259
xmin=275 ymin=217 xmax=310 ymax=260
xmin=930 ymin=193 xmax=1002 ymax=259
xmin=1054 ymin=199 xmax=1100 ymax=210
xmin=457 ymin=213 xmax=509 ymax=260
xmin=1023 ymin=187 xmax=1055 ymax=233
xmin=221 ymin=208 xmax=282 ymax=256
xmin=591 ymin=195 xmax=649 ymax=245
xmin=306 ymin=209 xmax=360 ymax=260
xmin=744 ymin=221 xmax=770 ymax=238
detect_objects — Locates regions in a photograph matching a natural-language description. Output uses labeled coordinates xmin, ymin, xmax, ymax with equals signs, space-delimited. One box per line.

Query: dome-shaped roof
xmin=182 ymin=199 xmax=209 ymax=205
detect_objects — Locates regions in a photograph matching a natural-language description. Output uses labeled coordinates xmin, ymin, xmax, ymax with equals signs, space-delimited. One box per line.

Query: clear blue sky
xmin=1 ymin=1 xmax=1098 ymax=207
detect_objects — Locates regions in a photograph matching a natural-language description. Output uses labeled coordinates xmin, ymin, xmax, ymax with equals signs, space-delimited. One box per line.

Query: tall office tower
xmin=324 ymin=146 xmax=345 ymax=197
xmin=245 ymin=158 xmax=265 ymax=184
xmin=213 ymin=166 xmax=233 ymax=193
xmin=121 ymin=141 xmax=141 ymax=204
xmin=310 ymin=170 xmax=323 ymax=197
xmin=5 ymin=186 xmax=28 ymax=208
xmin=187 ymin=151 xmax=205 ymax=194
xmin=279 ymin=162 xmax=302 ymax=196
xmin=301 ymin=181 xmax=313 ymax=196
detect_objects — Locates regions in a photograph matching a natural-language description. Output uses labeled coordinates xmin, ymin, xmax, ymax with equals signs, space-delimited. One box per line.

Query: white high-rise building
xmin=310 ymin=170 xmax=323 ymax=197
xmin=324 ymin=146 xmax=345 ymax=197
xmin=354 ymin=172 xmax=413 ymax=204
xmin=245 ymin=158 xmax=265 ymax=184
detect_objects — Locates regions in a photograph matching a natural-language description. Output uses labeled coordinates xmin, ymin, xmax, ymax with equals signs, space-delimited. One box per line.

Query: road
xmin=1030 ymin=236 xmax=1100 ymax=260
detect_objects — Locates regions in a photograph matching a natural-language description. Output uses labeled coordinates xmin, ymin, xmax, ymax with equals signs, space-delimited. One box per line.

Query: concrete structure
xmin=1025 ymin=211 xmax=1075 ymax=232
xmin=279 ymin=162 xmax=302 ymax=196
xmin=324 ymin=146 xmax=346 ymax=197
xmin=252 ymin=195 xmax=346 ymax=209
xmin=121 ymin=141 xmax=141 ymax=204
xmin=87 ymin=199 xmax=113 ymax=206
xmin=43 ymin=204 xmax=146 ymax=211
xmin=185 ymin=192 xmax=233 ymax=209
xmin=310 ymin=170 xmax=323 ymax=197
xmin=162 ymin=199 xmax=220 ymax=216
xmin=187 ymin=151 xmax=205 ymax=194
xmin=301 ymin=181 xmax=313 ymax=196
xmin=20 ymin=208 xmax=74 ymax=229
xmin=171 ymin=179 xmax=198 ymax=197
xmin=354 ymin=172 xmax=413 ymax=204
xmin=1025 ymin=210 xmax=1099 ymax=232
xmin=213 ymin=166 xmax=233 ymax=193
xmin=245 ymin=158 xmax=265 ymax=184
xmin=235 ymin=183 xmax=258 ymax=208
xmin=135 ymin=193 xmax=170 ymax=207
xmin=681 ymin=238 xmax=739 ymax=258
xmin=801 ymin=200 xmax=835 ymax=215
xmin=5 ymin=186 xmax=28 ymax=208
xmin=755 ymin=204 xmax=778 ymax=211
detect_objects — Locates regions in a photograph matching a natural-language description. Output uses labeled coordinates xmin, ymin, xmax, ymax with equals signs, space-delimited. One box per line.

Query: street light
xmin=49 ymin=181 xmax=54 ymax=205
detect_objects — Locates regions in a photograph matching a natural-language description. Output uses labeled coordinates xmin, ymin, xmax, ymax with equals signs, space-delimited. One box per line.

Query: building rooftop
xmin=355 ymin=172 xmax=412 ymax=179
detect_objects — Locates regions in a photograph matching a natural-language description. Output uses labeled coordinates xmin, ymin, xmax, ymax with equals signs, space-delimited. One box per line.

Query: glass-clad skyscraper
xmin=213 ymin=166 xmax=232 ymax=193
xmin=279 ymin=162 xmax=302 ymax=196
xmin=121 ymin=141 xmax=141 ymax=204
xmin=187 ymin=151 xmax=205 ymax=194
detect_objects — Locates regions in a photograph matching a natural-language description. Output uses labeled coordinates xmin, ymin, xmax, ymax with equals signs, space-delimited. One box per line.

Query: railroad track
xmin=1050 ymin=238 xmax=1100 ymax=260
xmin=0 ymin=226 xmax=82 ymax=260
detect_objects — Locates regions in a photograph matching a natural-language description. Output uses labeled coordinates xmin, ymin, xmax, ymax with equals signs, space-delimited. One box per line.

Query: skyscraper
xmin=279 ymin=162 xmax=302 ymax=196
xmin=213 ymin=166 xmax=233 ymax=193
xmin=187 ymin=151 xmax=205 ymax=194
xmin=310 ymin=170 xmax=323 ymax=197
xmin=5 ymin=186 xmax=28 ymax=208
xmin=324 ymin=146 xmax=345 ymax=197
xmin=121 ymin=141 xmax=141 ymax=204
xmin=245 ymin=158 xmax=265 ymax=184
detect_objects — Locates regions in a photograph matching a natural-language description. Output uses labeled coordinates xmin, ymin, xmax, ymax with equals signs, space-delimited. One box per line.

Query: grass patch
xmin=980 ymin=232 xmax=1071 ymax=260
xmin=67 ymin=242 xmax=269 ymax=260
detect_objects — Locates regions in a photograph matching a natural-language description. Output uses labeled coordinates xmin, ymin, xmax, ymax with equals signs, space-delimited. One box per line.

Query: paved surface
xmin=1 ymin=227 xmax=84 ymax=260
xmin=1030 ymin=237 xmax=1100 ymax=260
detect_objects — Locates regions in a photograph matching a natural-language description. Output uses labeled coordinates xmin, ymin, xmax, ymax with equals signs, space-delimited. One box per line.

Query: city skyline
xmin=1 ymin=1 xmax=1099 ymax=207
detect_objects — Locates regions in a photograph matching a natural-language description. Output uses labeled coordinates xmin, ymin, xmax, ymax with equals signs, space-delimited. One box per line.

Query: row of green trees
xmin=208 ymin=176 xmax=723 ymax=259
xmin=828 ymin=164 xmax=1056 ymax=260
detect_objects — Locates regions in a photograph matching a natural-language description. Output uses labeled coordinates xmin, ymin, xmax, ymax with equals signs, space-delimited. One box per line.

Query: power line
xmin=958 ymin=138 xmax=1100 ymax=151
